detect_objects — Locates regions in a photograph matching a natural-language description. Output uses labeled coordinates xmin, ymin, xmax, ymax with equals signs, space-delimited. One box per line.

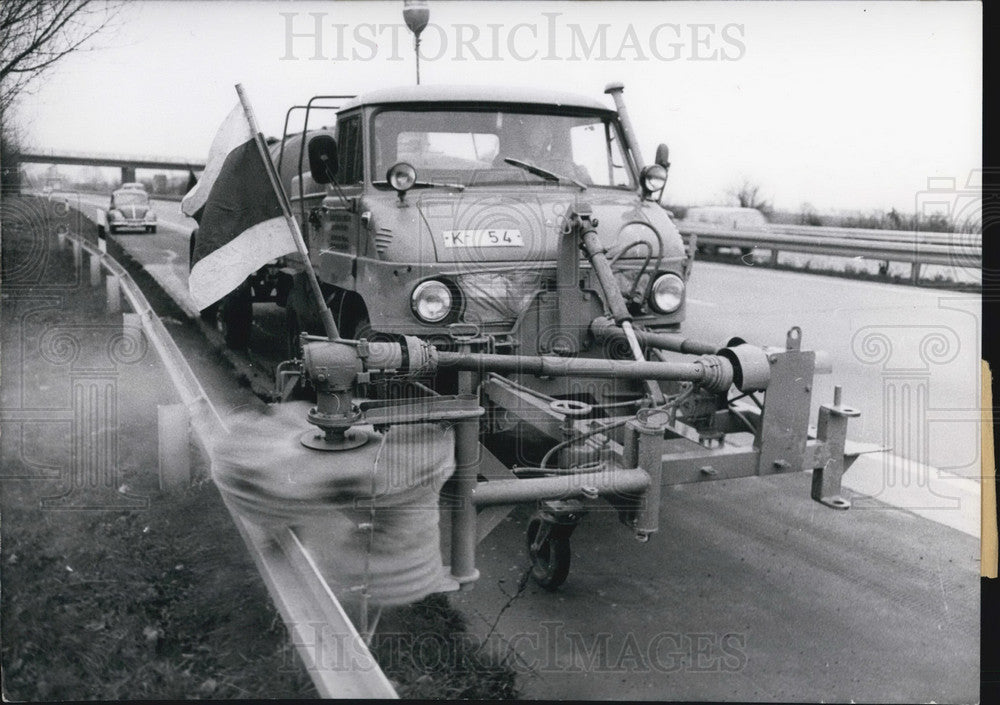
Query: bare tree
xmin=798 ymin=201 xmax=822 ymax=226
xmin=1 ymin=1 xmax=119 ymax=192
xmin=0 ymin=0 xmax=120 ymax=119
xmin=727 ymin=177 xmax=773 ymax=216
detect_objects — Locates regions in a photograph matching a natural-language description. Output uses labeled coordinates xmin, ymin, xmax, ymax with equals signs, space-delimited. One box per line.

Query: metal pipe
xmin=450 ymin=344 xmax=479 ymax=584
xmin=590 ymin=316 xmax=718 ymax=356
xmin=581 ymin=229 xmax=630 ymax=323
xmin=628 ymin=418 xmax=665 ymax=538
xmin=604 ymin=82 xmax=645 ymax=171
xmin=579 ymin=229 xmax=664 ymax=403
xmin=450 ymin=417 xmax=480 ymax=585
xmin=472 ymin=467 xmax=651 ymax=506
xmin=435 ymin=350 xmax=733 ymax=391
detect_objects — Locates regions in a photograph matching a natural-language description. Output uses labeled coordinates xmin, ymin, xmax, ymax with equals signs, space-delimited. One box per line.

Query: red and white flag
xmin=183 ymin=103 xmax=296 ymax=311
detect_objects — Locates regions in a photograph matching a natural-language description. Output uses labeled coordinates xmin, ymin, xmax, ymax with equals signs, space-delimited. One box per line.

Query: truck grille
xmin=457 ymin=270 xmax=544 ymax=324
xmin=374 ymin=228 xmax=393 ymax=255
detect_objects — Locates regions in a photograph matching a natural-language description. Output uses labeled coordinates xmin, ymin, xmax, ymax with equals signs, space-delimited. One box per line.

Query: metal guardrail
xmin=58 ymin=209 xmax=398 ymax=699
xmin=676 ymin=221 xmax=981 ymax=283
xmin=768 ymin=222 xmax=981 ymax=247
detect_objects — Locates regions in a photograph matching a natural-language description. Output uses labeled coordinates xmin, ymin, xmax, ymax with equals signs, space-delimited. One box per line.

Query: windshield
xmin=112 ymin=192 xmax=149 ymax=206
xmin=371 ymin=109 xmax=634 ymax=188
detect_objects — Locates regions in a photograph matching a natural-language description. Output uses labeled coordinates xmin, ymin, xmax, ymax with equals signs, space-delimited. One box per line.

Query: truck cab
xmin=287 ymin=86 xmax=687 ymax=379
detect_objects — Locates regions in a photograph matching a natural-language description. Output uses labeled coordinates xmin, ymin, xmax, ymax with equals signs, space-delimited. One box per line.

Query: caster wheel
xmin=526 ymin=516 xmax=572 ymax=590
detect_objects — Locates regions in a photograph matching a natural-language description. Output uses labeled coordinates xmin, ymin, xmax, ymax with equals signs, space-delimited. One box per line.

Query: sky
xmin=12 ymin=0 xmax=981 ymax=213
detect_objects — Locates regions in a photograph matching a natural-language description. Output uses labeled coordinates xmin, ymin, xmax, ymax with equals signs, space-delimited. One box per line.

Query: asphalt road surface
xmin=65 ymin=191 xmax=980 ymax=701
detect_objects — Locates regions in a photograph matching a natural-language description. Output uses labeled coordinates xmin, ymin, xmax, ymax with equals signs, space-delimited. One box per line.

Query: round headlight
xmin=411 ymin=279 xmax=454 ymax=323
xmin=649 ymin=272 xmax=685 ymax=314
xmin=640 ymin=164 xmax=668 ymax=195
xmin=387 ymin=162 xmax=417 ymax=192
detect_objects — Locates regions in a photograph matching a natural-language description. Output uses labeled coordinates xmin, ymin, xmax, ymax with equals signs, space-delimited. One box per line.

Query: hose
xmin=614 ymin=219 xmax=667 ymax=302
xmin=608 ymin=239 xmax=653 ymax=301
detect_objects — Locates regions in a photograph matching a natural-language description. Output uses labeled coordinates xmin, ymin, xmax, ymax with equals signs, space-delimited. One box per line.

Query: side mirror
xmin=308 ymin=135 xmax=338 ymax=185
xmin=654 ymin=143 xmax=670 ymax=171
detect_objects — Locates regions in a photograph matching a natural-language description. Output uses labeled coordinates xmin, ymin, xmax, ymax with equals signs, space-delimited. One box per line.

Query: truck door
xmin=312 ymin=112 xmax=364 ymax=287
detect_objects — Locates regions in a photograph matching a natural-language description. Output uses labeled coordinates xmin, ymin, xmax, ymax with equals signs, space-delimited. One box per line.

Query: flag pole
xmin=234 ymin=83 xmax=340 ymax=341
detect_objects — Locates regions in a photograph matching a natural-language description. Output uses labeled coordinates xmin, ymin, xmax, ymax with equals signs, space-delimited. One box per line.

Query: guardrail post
xmin=770 ymin=248 xmax=780 ymax=266
xmin=122 ymin=312 xmax=144 ymax=351
xmin=71 ymin=238 xmax=82 ymax=271
xmin=910 ymin=262 xmax=922 ymax=284
xmin=158 ymin=403 xmax=191 ymax=490
xmin=105 ymin=274 xmax=121 ymax=314
xmin=89 ymin=252 xmax=102 ymax=286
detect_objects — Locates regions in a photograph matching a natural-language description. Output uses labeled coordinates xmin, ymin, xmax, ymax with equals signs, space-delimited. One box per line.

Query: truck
xmin=196 ymin=83 xmax=873 ymax=590
xmin=195 ymin=84 xmax=685 ymax=365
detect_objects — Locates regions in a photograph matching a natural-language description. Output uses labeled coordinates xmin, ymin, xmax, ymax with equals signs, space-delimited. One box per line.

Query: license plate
xmin=442 ymin=229 xmax=524 ymax=248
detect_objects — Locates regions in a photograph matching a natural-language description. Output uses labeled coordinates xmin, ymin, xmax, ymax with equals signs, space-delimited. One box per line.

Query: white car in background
xmin=98 ymin=188 xmax=157 ymax=234
xmin=682 ymin=206 xmax=770 ymax=256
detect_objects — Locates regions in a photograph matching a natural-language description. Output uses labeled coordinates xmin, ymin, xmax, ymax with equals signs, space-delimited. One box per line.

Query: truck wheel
xmin=217 ymin=285 xmax=253 ymax=350
xmin=526 ymin=517 xmax=572 ymax=590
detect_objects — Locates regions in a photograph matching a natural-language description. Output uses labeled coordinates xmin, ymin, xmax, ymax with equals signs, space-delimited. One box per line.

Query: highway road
xmin=57 ymin=190 xmax=980 ymax=701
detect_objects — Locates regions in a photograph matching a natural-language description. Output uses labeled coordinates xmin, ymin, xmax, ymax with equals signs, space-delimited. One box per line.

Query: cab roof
xmin=337 ymin=84 xmax=614 ymax=114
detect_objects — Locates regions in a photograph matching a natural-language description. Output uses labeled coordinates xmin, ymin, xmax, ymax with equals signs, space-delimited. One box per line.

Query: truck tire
xmin=217 ymin=285 xmax=253 ymax=350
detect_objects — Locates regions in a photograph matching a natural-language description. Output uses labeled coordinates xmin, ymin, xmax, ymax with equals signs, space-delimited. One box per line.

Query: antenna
xmin=403 ymin=0 xmax=429 ymax=85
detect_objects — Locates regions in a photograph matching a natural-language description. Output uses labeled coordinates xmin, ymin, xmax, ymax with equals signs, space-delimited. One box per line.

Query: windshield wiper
xmin=373 ymin=180 xmax=465 ymax=191
xmin=503 ymin=158 xmax=587 ymax=191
